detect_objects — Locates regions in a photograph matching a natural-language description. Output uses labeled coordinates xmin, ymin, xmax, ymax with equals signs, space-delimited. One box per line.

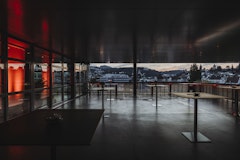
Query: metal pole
xmin=155 ymin=85 xmax=158 ymax=108
xmin=194 ymin=98 xmax=198 ymax=142
xmin=235 ymin=90 xmax=239 ymax=116
xmin=1 ymin=31 xmax=8 ymax=121
xmin=115 ymin=85 xmax=117 ymax=98
xmin=132 ymin=26 xmax=137 ymax=99
xmin=49 ymin=53 xmax=53 ymax=109
xmin=28 ymin=45 xmax=34 ymax=112
xmin=151 ymin=87 xmax=153 ymax=96
xmin=102 ymin=86 xmax=104 ymax=110
xmin=169 ymin=83 xmax=172 ymax=96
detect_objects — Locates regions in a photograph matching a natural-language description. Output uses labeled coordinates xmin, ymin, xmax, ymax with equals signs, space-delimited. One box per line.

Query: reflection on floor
xmin=1 ymin=93 xmax=240 ymax=160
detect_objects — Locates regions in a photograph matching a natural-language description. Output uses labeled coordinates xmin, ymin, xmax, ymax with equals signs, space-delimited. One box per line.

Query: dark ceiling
xmin=2 ymin=0 xmax=240 ymax=63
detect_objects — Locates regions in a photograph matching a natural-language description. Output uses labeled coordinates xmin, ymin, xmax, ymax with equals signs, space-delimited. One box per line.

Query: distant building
xmin=225 ymin=75 xmax=240 ymax=85
xmin=99 ymin=73 xmax=131 ymax=83
xmin=204 ymin=75 xmax=226 ymax=84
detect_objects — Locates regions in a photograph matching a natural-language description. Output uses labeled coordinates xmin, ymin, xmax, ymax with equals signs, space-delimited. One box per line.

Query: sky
xmin=91 ymin=63 xmax=239 ymax=72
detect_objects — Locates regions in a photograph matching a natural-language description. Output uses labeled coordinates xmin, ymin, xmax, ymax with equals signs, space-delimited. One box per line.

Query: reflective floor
xmin=1 ymin=93 xmax=240 ymax=160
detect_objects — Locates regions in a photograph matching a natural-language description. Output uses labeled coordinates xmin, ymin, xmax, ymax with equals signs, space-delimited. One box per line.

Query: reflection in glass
xmin=75 ymin=63 xmax=89 ymax=95
xmin=34 ymin=89 xmax=49 ymax=109
xmin=63 ymin=60 xmax=72 ymax=100
xmin=75 ymin=63 xmax=80 ymax=83
xmin=63 ymin=63 xmax=70 ymax=84
xmin=75 ymin=84 xmax=81 ymax=96
xmin=8 ymin=61 xmax=25 ymax=92
xmin=7 ymin=38 xmax=30 ymax=120
xmin=75 ymin=63 xmax=80 ymax=96
xmin=52 ymin=53 xmax=63 ymax=105
xmin=52 ymin=87 xmax=62 ymax=105
xmin=52 ymin=63 xmax=62 ymax=87
xmin=34 ymin=63 xmax=49 ymax=88
xmin=8 ymin=38 xmax=29 ymax=61
xmin=80 ymin=64 xmax=88 ymax=95
xmin=34 ymin=48 xmax=50 ymax=90
xmin=64 ymin=86 xmax=71 ymax=101
xmin=8 ymin=93 xmax=29 ymax=120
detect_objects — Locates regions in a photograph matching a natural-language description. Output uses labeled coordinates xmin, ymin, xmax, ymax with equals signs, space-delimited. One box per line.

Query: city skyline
xmin=91 ymin=63 xmax=239 ymax=72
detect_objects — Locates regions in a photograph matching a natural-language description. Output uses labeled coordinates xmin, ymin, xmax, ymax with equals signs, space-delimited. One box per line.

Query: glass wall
xmin=0 ymin=35 xmax=87 ymax=123
xmin=7 ymin=38 xmax=30 ymax=120
xmin=52 ymin=53 xmax=63 ymax=105
xmin=63 ymin=58 xmax=72 ymax=101
xmin=74 ymin=63 xmax=81 ymax=96
xmin=80 ymin=64 xmax=88 ymax=95
xmin=74 ymin=63 xmax=89 ymax=96
xmin=33 ymin=47 xmax=50 ymax=109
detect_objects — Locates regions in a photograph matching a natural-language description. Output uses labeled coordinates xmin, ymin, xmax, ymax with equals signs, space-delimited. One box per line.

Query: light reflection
xmin=99 ymin=44 xmax=104 ymax=61
xmin=195 ymin=20 xmax=240 ymax=45
xmin=0 ymin=63 xmax=4 ymax=69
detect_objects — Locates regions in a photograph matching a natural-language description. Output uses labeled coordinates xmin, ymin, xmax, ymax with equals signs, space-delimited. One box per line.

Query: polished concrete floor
xmin=1 ymin=92 xmax=240 ymax=160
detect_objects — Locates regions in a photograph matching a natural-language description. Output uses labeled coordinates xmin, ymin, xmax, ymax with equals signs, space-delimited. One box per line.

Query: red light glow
xmin=8 ymin=63 xmax=24 ymax=92
xmin=42 ymin=71 xmax=49 ymax=88
xmin=8 ymin=45 xmax=25 ymax=60
xmin=14 ymin=67 xmax=24 ymax=92
xmin=42 ymin=18 xmax=49 ymax=42
xmin=8 ymin=0 xmax=24 ymax=34
xmin=7 ymin=146 xmax=26 ymax=159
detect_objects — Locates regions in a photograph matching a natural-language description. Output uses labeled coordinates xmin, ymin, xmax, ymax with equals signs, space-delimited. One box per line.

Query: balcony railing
xmin=88 ymin=82 xmax=240 ymax=103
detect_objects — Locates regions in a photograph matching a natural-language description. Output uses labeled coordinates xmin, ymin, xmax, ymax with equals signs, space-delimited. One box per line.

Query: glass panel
xmin=63 ymin=86 xmax=71 ymax=101
xmin=8 ymin=93 xmax=30 ymax=120
xmin=63 ymin=63 xmax=70 ymax=85
xmin=80 ymin=64 xmax=88 ymax=95
xmin=75 ymin=63 xmax=80 ymax=83
xmin=74 ymin=63 xmax=81 ymax=96
xmin=8 ymin=38 xmax=29 ymax=60
xmin=52 ymin=63 xmax=62 ymax=87
xmin=34 ymin=88 xmax=49 ymax=109
xmin=52 ymin=87 xmax=62 ymax=105
xmin=80 ymin=64 xmax=88 ymax=82
xmin=34 ymin=47 xmax=50 ymax=63
xmin=52 ymin=53 xmax=62 ymax=88
xmin=75 ymin=84 xmax=81 ymax=96
xmin=34 ymin=48 xmax=50 ymax=89
xmin=52 ymin=53 xmax=63 ymax=105
xmin=63 ymin=58 xmax=72 ymax=100
xmin=8 ymin=60 xmax=26 ymax=93
xmin=34 ymin=63 xmax=49 ymax=88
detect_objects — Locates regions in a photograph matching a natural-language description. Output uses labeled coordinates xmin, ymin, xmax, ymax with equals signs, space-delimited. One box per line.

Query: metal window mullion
xmin=49 ymin=53 xmax=52 ymax=109
xmin=61 ymin=57 xmax=64 ymax=102
xmin=29 ymin=45 xmax=34 ymax=111
xmin=2 ymin=31 xmax=8 ymax=121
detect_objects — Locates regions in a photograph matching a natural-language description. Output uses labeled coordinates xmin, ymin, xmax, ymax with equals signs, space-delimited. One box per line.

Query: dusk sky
xmin=91 ymin=63 xmax=239 ymax=72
